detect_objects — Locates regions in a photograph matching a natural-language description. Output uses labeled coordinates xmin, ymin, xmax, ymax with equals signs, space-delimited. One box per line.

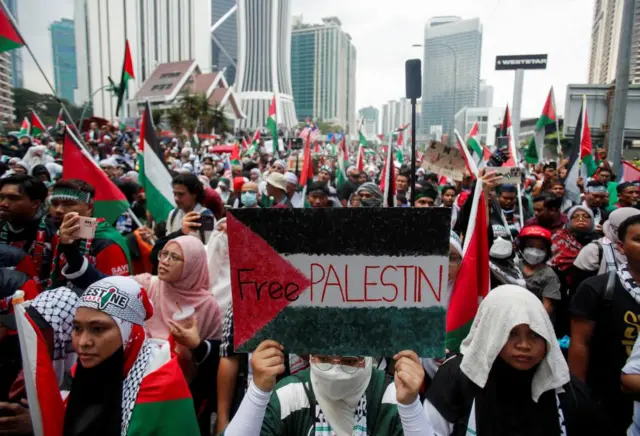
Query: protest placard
xmin=227 ymin=208 xmax=451 ymax=357
xmin=421 ymin=142 xmax=467 ymax=181
xmin=486 ymin=166 xmax=524 ymax=184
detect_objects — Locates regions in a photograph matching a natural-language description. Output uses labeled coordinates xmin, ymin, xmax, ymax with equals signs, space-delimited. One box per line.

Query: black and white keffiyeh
xmin=120 ymin=340 xmax=153 ymax=436
xmin=618 ymin=263 xmax=640 ymax=305
xmin=29 ymin=287 xmax=78 ymax=360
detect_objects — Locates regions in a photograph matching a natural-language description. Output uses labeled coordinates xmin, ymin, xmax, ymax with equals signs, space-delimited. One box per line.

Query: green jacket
xmin=247 ymin=368 xmax=403 ymax=436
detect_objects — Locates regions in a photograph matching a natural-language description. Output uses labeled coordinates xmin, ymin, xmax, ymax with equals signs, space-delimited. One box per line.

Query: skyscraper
xmin=50 ymin=19 xmax=78 ymax=104
xmin=358 ymin=106 xmax=379 ymax=139
xmin=479 ymin=79 xmax=494 ymax=107
xmin=235 ymin=0 xmax=297 ymax=129
xmin=588 ymin=0 xmax=640 ymax=84
xmin=211 ymin=0 xmax=237 ymax=85
xmin=421 ymin=17 xmax=482 ymax=139
xmin=5 ymin=0 xmax=22 ymax=89
xmin=291 ymin=16 xmax=357 ymax=134
xmin=381 ymin=99 xmax=411 ymax=136
xmin=75 ymin=0 xmax=212 ymax=119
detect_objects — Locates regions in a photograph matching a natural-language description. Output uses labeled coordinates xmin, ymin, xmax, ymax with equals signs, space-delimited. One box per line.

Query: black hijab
xmin=427 ymin=355 xmax=561 ymax=436
xmin=63 ymin=347 xmax=124 ymax=436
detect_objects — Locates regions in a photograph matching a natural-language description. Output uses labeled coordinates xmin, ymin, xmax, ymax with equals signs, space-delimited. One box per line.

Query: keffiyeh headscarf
xmin=356 ymin=182 xmax=383 ymax=208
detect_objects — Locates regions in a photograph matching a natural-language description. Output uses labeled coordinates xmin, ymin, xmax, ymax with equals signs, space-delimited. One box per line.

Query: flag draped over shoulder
xmin=14 ymin=304 xmax=65 ymax=436
xmin=446 ymin=180 xmax=490 ymax=352
xmin=63 ymin=128 xmax=129 ymax=224
xmin=139 ymin=101 xmax=176 ymax=223
xmin=0 ymin=3 xmax=23 ymax=53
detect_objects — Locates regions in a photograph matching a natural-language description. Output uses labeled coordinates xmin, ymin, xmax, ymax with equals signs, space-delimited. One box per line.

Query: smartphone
xmin=73 ymin=216 xmax=97 ymax=240
xmin=198 ymin=214 xmax=215 ymax=232
xmin=496 ymin=137 xmax=509 ymax=150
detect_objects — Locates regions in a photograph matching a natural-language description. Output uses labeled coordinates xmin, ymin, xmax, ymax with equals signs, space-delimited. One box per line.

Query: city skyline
xmin=18 ymin=0 xmax=593 ymax=120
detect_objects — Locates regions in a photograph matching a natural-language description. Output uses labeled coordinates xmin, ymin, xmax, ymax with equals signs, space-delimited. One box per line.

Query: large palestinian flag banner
xmin=227 ymin=208 xmax=450 ymax=357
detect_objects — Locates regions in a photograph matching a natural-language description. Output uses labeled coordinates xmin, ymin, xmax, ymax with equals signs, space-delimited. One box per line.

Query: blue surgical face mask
xmin=241 ymin=191 xmax=258 ymax=207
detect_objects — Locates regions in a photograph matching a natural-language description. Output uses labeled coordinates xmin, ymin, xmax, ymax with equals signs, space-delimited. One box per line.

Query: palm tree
xmin=166 ymin=106 xmax=185 ymax=138
xmin=151 ymin=108 xmax=165 ymax=134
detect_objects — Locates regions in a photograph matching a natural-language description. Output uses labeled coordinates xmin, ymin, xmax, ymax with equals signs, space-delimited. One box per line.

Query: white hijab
xmin=460 ymin=285 xmax=570 ymax=402
xmin=310 ymin=357 xmax=373 ymax=436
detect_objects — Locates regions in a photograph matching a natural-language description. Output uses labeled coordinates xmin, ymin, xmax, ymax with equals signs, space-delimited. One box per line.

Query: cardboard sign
xmin=421 ymin=142 xmax=467 ymax=181
xmin=487 ymin=166 xmax=523 ymax=184
xmin=227 ymin=208 xmax=451 ymax=357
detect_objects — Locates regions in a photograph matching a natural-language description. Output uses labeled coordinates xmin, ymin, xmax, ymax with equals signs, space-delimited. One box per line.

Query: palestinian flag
xmin=467 ymin=122 xmax=482 ymax=162
xmin=14 ymin=303 xmax=65 ymax=436
xmin=266 ymin=96 xmax=278 ymax=154
xmin=356 ymin=144 xmax=365 ymax=172
xmin=245 ymin=130 xmax=260 ymax=156
xmin=139 ymin=101 xmax=176 ymax=223
xmin=115 ymin=40 xmax=135 ymax=116
xmin=230 ymin=142 xmax=241 ymax=165
xmin=0 ymin=3 xmax=23 ymax=53
xmin=446 ymin=180 xmax=490 ymax=352
xmin=336 ymin=136 xmax=349 ymax=190
xmin=359 ymin=130 xmax=368 ymax=147
xmin=227 ymin=207 xmax=450 ymax=357
xmin=191 ymin=133 xmax=200 ymax=148
xmin=380 ymin=142 xmax=396 ymax=207
xmin=63 ymin=128 xmax=129 ymax=224
xmin=496 ymin=105 xmax=517 ymax=167
xmin=126 ymin=352 xmax=200 ymax=435
xmin=18 ymin=117 xmax=30 ymax=137
xmin=31 ymin=111 xmax=46 ymax=136
xmin=299 ymin=136 xmax=313 ymax=203
xmin=241 ymin=137 xmax=249 ymax=154
xmin=564 ymin=95 xmax=596 ymax=204
xmin=454 ymin=131 xmax=479 ymax=179
xmin=528 ymin=87 xmax=558 ymax=164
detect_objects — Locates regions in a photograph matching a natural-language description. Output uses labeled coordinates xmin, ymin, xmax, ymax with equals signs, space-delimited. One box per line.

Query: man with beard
xmin=47 ymin=179 xmax=131 ymax=288
xmin=525 ymin=194 xmax=568 ymax=235
xmin=0 ymin=175 xmax=51 ymax=287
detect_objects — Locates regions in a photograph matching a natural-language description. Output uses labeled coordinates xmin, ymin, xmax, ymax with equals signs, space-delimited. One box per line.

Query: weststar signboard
xmin=495 ymin=54 xmax=548 ymax=70
xmin=227 ymin=208 xmax=451 ymax=357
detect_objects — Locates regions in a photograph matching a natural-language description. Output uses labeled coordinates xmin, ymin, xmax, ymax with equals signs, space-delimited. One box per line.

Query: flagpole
xmin=0 ymin=1 xmax=87 ymax=148
xmin=552 ymin=86 xmax=562 ymax=156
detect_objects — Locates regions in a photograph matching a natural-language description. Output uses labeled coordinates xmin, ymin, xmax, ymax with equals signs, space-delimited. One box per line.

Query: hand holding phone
xmin=73 ymin=216 xmax=97 ymax=240
xmin=198 ymin=214 xmax=215 ymax=232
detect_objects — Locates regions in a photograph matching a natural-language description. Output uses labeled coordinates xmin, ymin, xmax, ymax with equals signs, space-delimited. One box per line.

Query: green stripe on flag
xmin=239 ymin=306 xmax=446 ymax=357
xmin=94 ymin=199 xmax=130 ymax=226
xmin=127 ymin=398 xmax=199 ymax=436
xmin=582 ymin=154 xmax=597 ymax=177
xmin=0 ymin=38 xmax=21 ymax=53
xmin=468 ymin=137 xmax=482 ymax=157
xmin=525 ymin=136 xmax=539 ymax=164
xmin=445 ymin=319 xmax=474 ymax=353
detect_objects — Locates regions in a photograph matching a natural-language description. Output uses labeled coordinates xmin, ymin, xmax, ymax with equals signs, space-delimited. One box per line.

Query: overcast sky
xmin=20 ymin=0 xmax=594 ymax=118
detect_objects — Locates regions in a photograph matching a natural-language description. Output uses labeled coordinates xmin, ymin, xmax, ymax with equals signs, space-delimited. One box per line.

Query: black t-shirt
xmin=338 ymin=180 xmax=358 ymax=201
xmin=570 ymin=273 xmax=640 ymax=431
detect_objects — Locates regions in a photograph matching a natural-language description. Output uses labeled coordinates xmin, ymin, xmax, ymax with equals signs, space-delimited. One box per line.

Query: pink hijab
xmin=139 ymin=236 xmax=223 ymax=341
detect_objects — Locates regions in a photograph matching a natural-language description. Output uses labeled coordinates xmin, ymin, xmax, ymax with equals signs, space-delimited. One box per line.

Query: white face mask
xmin=310 ymin=359 xmax=372 ymax=401
xmin=522 ymin=247 xmax=547 ymax=265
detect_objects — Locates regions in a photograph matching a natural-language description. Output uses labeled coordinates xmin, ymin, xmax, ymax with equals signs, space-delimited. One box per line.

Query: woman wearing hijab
xmin=550 ymin=205 xmax=597 ymax=281
xmin=63 ymin=276 xmax=199 ymax=436
xmin=356 ymin=182 xmax=384 ymax=208
xmin=419 ymin=285 xmax=605 ymax=435
xmin=573 ymin=207 xmax=640 ymax=286
xmin=135 ymin=235 xmax=223 ymax=342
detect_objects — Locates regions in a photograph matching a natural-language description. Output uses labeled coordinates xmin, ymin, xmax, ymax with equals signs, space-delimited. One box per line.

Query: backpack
xmin=594 ymin=241 xmax=618 ymax=274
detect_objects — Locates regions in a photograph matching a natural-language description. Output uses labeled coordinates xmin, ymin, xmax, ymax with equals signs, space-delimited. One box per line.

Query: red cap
xmin=519 ymin=225 xmax=552 ymax=243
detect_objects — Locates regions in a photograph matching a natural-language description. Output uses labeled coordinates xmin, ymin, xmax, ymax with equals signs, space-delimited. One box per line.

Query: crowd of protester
xmin=0 ymin=122 xmax=638 ymax=435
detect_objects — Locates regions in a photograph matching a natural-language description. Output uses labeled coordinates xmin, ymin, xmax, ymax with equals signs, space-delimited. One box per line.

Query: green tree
xmin=13 ymin=88 xmax=86 ymax=129
xmin=167 ymin=91 xmax=231 ymax=142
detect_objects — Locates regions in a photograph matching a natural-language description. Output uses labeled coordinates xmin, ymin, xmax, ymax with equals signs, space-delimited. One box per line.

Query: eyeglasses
xmin=158 ymin=251 xmax=184 ymax=264
xmin=571 ymin=214 xmax=591 ymax=222
xmin=312 ymin=355 xmax=365 ymax=374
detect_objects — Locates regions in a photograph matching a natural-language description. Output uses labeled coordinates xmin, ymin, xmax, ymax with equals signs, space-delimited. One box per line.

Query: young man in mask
xmin=518 ymin=225 xmax=561 ymax=316
xmin=222 ymin=339 xmax=425 ymax=435
xmin=496 ymin=184 xmax=521 ymax=235
xmin=355 ymin=183 xmax=384 ymax=208
xmin=526 ymin=194 xmax=568 ymax=235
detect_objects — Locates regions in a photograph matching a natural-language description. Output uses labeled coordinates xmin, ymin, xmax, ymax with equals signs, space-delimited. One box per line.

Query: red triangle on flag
xmin=227 ymin=213 xmax=310 ymax=349
xmin=62 ymin=132 xmax=127 ymax=203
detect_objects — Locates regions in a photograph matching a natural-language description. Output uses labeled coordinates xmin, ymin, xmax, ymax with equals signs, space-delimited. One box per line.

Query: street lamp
xmin=412 ymin=43 xmax=458 ymax=144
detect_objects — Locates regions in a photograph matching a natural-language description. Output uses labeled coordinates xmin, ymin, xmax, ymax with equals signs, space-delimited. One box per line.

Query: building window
xmin=159 ymin=72 xmax=181 ymax=79
xmin=151 ymin=83 xmax=172 ymax=91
